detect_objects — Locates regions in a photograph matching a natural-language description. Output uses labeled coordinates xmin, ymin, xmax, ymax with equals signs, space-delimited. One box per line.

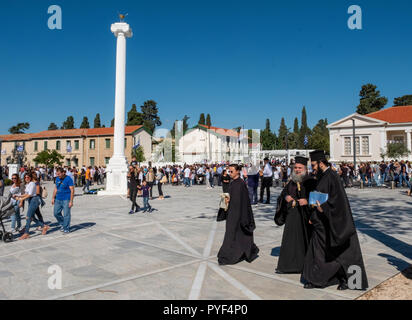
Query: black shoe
xmin=275 ymin=269 xmax=284 ymax=274
xmin=128 ymin=210 xmax=134 ymax=215
xmin=258 ymin=200 xmax=263 ymax=203
xmin=135 ymin=207 xmax=140 ymax=213
xmin=265 ymin=201 xmax=270 ymax=204
xmin=337 ymin=281 xmax=349 ymax=291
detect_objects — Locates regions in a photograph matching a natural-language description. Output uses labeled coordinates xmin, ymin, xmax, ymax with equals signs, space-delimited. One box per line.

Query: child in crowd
xmin=138 ymin=180 xmax=152 ymax=213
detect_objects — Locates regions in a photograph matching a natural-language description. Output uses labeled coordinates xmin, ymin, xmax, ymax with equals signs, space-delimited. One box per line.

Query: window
xmin=65 ymin=158 xmax=71 ymax=166
xmin=361 ymin=136 xmax=369 ymax=155
xmin=105 ymin=157 xmax=110 ymax=165
xmin=90 ymin=139 xmax=95 ymax=149
xmin=90 ymin=157 xmax=95 ymax=166
xmin=56 ymin=141 xmax=60 ymax=150
xmin=105 ymin=139 xmax=111 ymax=149
xmin=34 ymin=141 xmax=38 ymax=152
xmin=44 ymin=141 xmax=48 ymax=150
xmin=73 ymin=158 xmax=79 ymax=167
xmin=74 ymin=140 xmax=79 ymax=150
xmin=344 ymin=137 xmax=351 ymax=155
xmin=355 ymin=137 xmax=360 ymax=156
xmin=66 ymin=140 xmax=72 ymax=152
xmin=124 ymin=138 xmax=127 ymax=148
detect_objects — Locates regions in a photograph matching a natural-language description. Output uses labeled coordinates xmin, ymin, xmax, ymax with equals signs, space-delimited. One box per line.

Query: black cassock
xmin=303 ymin=168 xmax=368 ymax=289
xmin=218 ymin=177 xmax=259 ymax=265
xmin=274 ymin=177 xmax=317 ymax=273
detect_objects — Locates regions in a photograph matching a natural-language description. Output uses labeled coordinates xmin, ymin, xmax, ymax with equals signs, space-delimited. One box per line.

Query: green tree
xmin=132 ymin=145 xmax=145 ymax=162
xmin=8 ymin=122 xmax=30 ymax=134
xmin=110 ymin=118 xmax=114 ymax=127
xmin=309 ymin=119 xmax=330 ymax=152
xmin=48 ymin=122 xmax=58 ymax=130
xmin=206 ymin=114 xmax=212 ymax=127
xmin=356 ymin=84 xmax=388 ymax=115
xmin=140 ymin=100 xmax=162 ymax=133
xmin=299 ymin=106 xmax=311 ymax=148
xmin=126 ymin=104 xmax=143 ymax=126
xmin=278 ymin=117 xmax=289 ymax=149
xmin=61 ymin=116 xmax=75 ymax=129
xmin=198 ymin=113 xmax=206 ymax=125
xmin=94 ymin=113 xmax=101 ymax=128
xmin=183 ymin=115 xmax=190 ymax=134
xmin=288 ymin=117 xmax=300 ymax=149
xmin=393 ymin=95 xmax=412 ymax=106
xmin=385 ymin=142 xmax=410 ymax=159
xmin=80 ymin=116 xmax=90 ymax=129
xmin=261 ymin=119 xmax=276 ymax=150
xmin=33 ymin=150 xmax=64 ymax=168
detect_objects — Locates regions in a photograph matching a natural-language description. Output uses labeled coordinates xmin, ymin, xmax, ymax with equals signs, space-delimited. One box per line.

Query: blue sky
xmin=1 ymin=0 xmax=411 ymax=135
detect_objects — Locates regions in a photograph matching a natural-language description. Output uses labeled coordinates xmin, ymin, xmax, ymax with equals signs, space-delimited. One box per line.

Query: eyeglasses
xmin=12 ymin=178 xmax=17 ymax=180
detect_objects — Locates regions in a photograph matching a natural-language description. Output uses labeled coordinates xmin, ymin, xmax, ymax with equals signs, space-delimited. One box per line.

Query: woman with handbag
xmin=157 ymin=168 xmax=166 ymax=200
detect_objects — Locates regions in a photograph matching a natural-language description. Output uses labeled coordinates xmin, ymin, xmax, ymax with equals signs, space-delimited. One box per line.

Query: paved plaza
xmin=0 ymin=182 xmax=410 ymax=300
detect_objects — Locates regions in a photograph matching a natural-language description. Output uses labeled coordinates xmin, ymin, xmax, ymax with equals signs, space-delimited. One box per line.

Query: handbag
xmin=41 ymin=186 xmax=48 ymax=199
xmin=160 ymin=175 xmax=167 ymax=184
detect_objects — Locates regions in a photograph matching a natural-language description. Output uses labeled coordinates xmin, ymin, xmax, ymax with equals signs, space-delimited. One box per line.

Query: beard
xmin=291 ymin=170 xmax=307 ymax=183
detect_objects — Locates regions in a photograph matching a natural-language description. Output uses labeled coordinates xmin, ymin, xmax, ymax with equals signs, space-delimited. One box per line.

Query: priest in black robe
xmin=274 ymin=156 xmax=317 ymax=274
xmin=218 ymin=164 xmax=259 ymax=265
xmin=303 ymin=150 xmax=368 ymax=290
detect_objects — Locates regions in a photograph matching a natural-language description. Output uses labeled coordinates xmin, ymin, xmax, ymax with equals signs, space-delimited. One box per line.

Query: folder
xmin=309 ymin=191 xmax=329 ymax=206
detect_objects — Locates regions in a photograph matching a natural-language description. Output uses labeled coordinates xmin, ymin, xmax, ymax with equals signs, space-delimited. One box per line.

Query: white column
xmin=99 ymin=22 xmax=132 ymax=196
xmin=379 ymin=129 xmax=387 ymax=158
xmin=406 ymin=129 xmax=412 ymax=160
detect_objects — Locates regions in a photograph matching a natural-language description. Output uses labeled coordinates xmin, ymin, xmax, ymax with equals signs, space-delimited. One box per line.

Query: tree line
xmin=260 ymin=107 xmax=329 ymax=152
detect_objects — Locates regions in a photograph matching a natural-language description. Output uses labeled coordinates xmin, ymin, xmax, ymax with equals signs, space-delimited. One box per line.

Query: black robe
xmin=274 ymin=176 xmax=317 ymax=273
xmin=302 ymin=168 xmax=368 ymax=289
xmin=218 ymin=177 xmax=259 ymax=265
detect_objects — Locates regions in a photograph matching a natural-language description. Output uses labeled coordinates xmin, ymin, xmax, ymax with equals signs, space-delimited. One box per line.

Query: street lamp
xmin=352 ymin=118 xmax=356 ymax=172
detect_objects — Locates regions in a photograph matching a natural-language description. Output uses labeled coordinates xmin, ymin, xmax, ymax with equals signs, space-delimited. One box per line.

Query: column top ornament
xmin=111 ymin=22 xmax=133 ymax=38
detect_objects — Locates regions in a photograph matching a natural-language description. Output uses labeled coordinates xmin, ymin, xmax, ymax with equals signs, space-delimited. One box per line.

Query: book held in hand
xmin=309 ymin=191 xmax=329 ymax=206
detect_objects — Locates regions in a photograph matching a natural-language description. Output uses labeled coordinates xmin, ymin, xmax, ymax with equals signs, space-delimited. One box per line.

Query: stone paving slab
xmin=0 ymin=182 xmax=410 ymax=300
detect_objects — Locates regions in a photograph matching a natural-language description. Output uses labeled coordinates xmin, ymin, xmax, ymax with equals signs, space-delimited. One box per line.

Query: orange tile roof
xmin=365 ymin=106 xmax=412 ymax=124
xmin=198 ymin=124 xmax=242 ymax=138
xmin=0 ymin=125 xmax=143 ymax=142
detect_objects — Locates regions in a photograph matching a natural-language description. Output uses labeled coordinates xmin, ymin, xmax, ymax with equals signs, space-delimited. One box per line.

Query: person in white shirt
xmin=259 ymin=157 xmax=273 ymax=204
xmin=184 ymin=167 xmax=191 ymax=187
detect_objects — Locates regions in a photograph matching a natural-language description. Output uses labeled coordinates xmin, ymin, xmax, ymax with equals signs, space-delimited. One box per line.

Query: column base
xmin=98 ymin=156 xmax=128 ymax=196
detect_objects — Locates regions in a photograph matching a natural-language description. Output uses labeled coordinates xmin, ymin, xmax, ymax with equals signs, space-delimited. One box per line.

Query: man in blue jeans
xmin=52 ymin=167 xmax=74 ymax=233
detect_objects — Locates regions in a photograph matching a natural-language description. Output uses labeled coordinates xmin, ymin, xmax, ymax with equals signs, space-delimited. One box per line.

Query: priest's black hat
xmin=294 ymin=156 xmax=308 ymax=165
xmin=310 ymin=150 xmax=327 ymax=161
xmin=263 ymin=157 xmax=269 ymax=161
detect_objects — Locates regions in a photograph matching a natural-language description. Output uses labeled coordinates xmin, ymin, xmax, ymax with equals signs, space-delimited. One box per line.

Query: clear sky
xmin=1 ymin=0 xmax=411 ymax=135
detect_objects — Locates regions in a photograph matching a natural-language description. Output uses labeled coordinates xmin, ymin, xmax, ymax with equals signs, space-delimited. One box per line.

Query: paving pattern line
xmin=46 ymin=259 xmax=202 ymax=300
xmin=103 ymin=231 xmax=201 ymax=259
xmin=207 ymin=262 xmax=262 ymax=300
xmin=188 ymin=221 xmax=218 ymax=300
xmin=211 ymin=261 xmax=354 ymax=300
xmin=156 ymin=222 xmax=202 ymax=257
xmin=188 ymin=262 xmax=208 ymax=300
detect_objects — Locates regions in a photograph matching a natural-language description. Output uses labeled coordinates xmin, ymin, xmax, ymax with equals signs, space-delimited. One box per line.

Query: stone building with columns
xmin=327 ymin=106 xmax=412 ymax=162
xmin=0 ymin=125 xmax=152 ymax=167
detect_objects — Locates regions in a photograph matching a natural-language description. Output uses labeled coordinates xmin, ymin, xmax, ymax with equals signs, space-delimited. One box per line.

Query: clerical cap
xmin=294 ymin=156 xmax=308 ymax=166
xmin=310 ymin=150 xmax=326 ymax=162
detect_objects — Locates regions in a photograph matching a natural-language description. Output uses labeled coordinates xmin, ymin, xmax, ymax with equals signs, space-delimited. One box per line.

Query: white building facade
xmin=178 ymin=125 xmax=250 ymax=164
xmin=327 ymin=106 xmax=412 ymax=162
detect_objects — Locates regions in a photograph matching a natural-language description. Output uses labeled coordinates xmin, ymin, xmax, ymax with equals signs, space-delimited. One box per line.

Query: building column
xmin=379 ymin=129 xmax=387 ymax=158
xmin=406 ymin=129 xmax=412 ymax=160
xmin=99 ymin=21 xmax=132 ymax=196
